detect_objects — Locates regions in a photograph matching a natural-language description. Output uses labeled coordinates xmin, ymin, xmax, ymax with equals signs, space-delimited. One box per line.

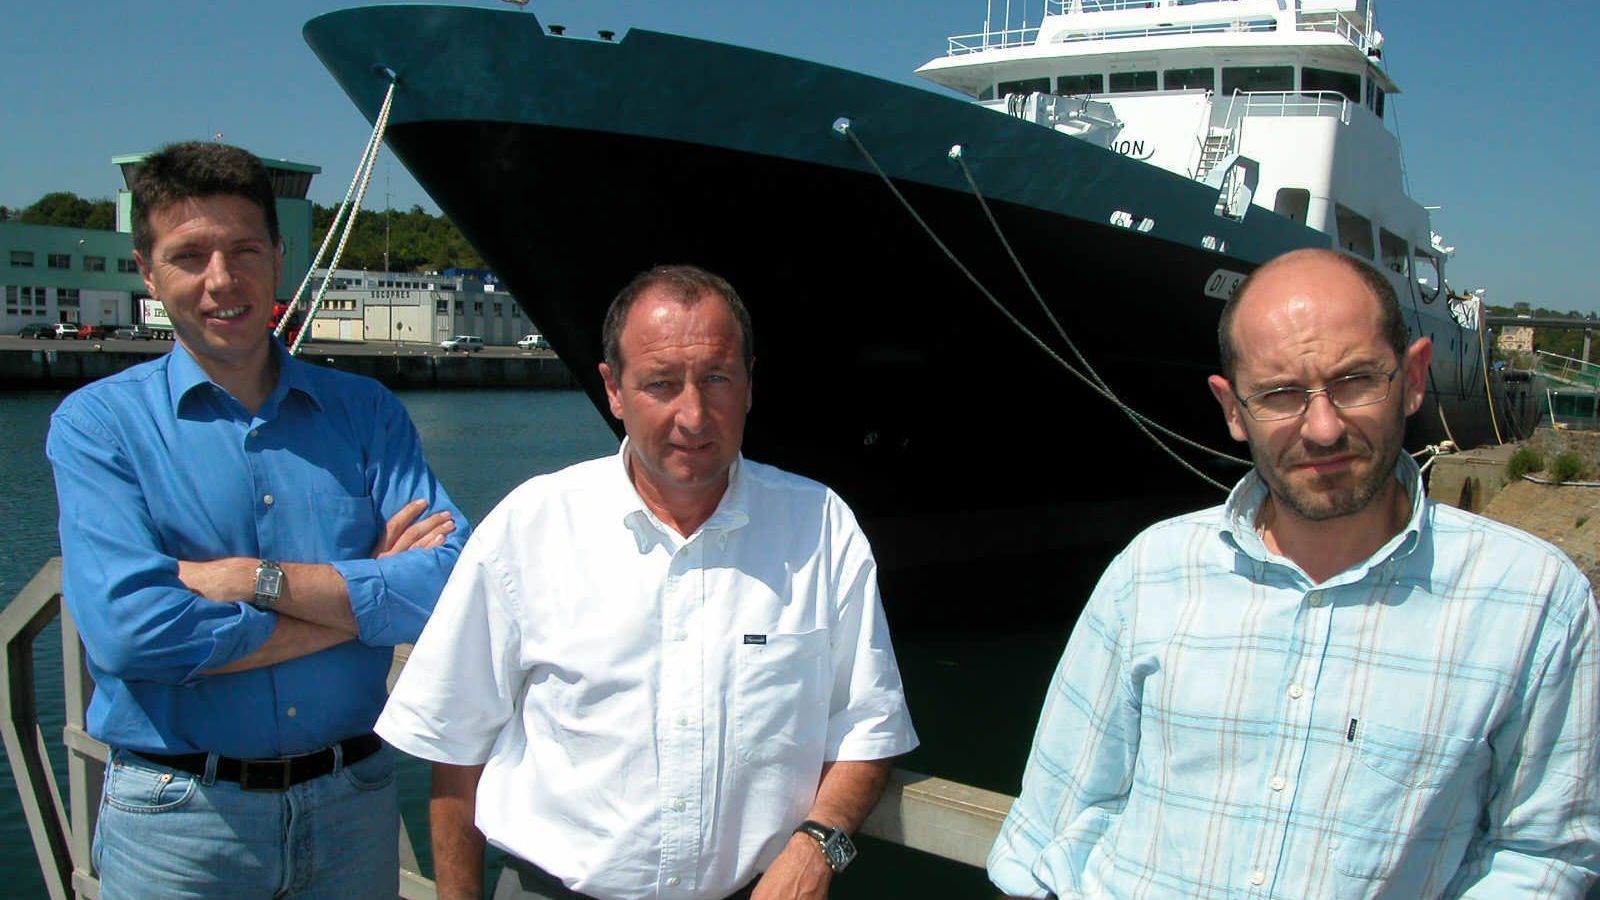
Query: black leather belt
xmin=133 ymin=732 xmax=382 ymax=792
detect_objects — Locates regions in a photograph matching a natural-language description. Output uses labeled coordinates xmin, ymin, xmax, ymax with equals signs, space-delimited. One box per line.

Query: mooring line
xmin=833 ymin=117 xmax=1236 ymax=491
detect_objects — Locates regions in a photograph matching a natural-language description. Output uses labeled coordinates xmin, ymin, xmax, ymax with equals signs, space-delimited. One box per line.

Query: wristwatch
xmin=253 ymin=560 xmax=285 ymax=609
xmin=794 ymin=819 xmax=857 ymax=874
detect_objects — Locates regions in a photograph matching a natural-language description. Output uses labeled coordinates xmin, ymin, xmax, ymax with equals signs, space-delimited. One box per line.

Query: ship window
xmin=1221 ymin=65 xmax=1293 ymax=95
xmin=1109 ymin=70 xmax=1157 ymax=93
xmin=1373 ymin=86 xmax=1385 ymax=118
xmin=1057 ymin=73 xmax=1103 ymax=95
xmin=1334 ymin=204 xmax=1375 ymax=259
xmin=1413 ymin=251 xmax=1442 ymax=302
xmin=998 ymin=77 xmax=1051 ymax=97
xmin=118 ymin=258 xmax=139 ymax=273
xmin=1274 ymin=188 xmax=1309 ymax=224
xmin=10 ymin=251 xmax=34 ymax=268
xmin=84 ymin=256 xmax=107 ymax=272
xmin=1378 ymin=229 xmax=1409 ymax=275
xmin=1163 ymin=67 xmax=1214 ymax=92
xmin=1302 ymin=67 xmax=1361 ymax=103
xmin=48 ymin=253 xmax=71 ymax=270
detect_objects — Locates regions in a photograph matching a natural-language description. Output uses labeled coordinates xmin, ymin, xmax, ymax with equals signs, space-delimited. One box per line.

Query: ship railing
xmin=1212 ymin=89 xmax=1352 ymax=129
xmin=946 ymin=26 xmax=1042 ymax=55
xmin=1295 ymin=11 xmax=1371 ymax=54
xmin=1535 ymin=350 xmax=1600 ymax=391
xmin=1 ymin=559 xmax=1015 ymax=899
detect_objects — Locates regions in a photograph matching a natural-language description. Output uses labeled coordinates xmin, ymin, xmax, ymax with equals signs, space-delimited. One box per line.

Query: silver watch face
xmin=255 ymin=562 xmax=284 ymax=602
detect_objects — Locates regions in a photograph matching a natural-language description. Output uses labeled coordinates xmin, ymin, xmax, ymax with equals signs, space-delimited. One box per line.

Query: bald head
xmin=1218 ymin=249 xmax=1409 ymax=382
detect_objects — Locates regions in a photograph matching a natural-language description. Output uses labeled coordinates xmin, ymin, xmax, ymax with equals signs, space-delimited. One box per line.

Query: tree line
xmin=1 ymin=192 xmax=484 ymax=272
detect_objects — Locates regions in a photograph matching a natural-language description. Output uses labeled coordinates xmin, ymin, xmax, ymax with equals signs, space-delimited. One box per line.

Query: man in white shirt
xmin=377 ymin=264 xmax=918 ymax=900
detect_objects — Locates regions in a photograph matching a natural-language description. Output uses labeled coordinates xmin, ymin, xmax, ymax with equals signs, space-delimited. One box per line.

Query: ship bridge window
xmin=1379 ymin=229 xmax=1410 ymax=275
xmin=1163 ymin=67 xmax=1215 ymax=92
xmin=998 ymin=77 xmax=1051 ymax=97
xmin=1057 ymin=73 xmax=1103 ymax=95
xmin=1302 ymin=67 xmax=1361 ymax=104
xmin=1221 ymin=65 xmax=1294 ymax=95
xmin=1374 ymin=86 xmax=1385 ymax=118
xmin=1334 ymin=204 xmax=1375 ymax=259
xmin=1274 ymin=188 xmax=1310 ymax=224
xmin=1109 ymin=70 xmax=1157 ymax=93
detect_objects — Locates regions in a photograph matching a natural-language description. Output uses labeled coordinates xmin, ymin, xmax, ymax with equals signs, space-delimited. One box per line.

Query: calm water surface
xmin=0 ymin=386 xmax=1064 ymax=898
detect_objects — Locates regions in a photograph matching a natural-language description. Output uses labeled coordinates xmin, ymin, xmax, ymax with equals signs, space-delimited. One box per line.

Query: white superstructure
xmin=917 ymin=0 xmax=1454 ymax=307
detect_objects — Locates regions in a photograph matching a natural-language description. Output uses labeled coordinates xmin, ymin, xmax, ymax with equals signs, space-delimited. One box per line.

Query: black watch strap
xmin=794 ymin=819 xmax=857 ymax=874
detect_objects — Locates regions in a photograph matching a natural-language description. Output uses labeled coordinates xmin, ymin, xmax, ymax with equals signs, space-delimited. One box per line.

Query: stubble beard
xmin=1251 ymin=406 xmax=1406 ymax=523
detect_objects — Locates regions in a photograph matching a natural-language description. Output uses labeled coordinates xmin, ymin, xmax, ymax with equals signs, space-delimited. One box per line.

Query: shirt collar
xmin=612 ymin=438 xmax=752 ymax=546
xmin=166 ymin=337 xmax=323 ymax=417
xmin=1221 ymin=452 xmax=1426 ymax=578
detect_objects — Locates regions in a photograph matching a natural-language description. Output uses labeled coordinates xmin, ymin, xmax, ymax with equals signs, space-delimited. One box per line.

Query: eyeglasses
xmin=1236 ymin=366 xmax=1401 ymax=422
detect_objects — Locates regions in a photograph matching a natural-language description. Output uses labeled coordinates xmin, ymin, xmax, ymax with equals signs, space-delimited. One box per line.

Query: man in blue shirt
xmin=989 ymin=249 xmax=1598 ymax=897
xmin=45 ymin=141 xmax=468 ymax=898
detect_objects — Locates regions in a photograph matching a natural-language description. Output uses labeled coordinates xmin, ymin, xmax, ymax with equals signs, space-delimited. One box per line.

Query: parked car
xmin=53 ymin=323 xmax=81 ymax=339
xmin=516 ymin=333 xmax=550 ymax=351
xmin=112 ymin=325 xmax=155 ymax=341
xmin=440 ymin=335 xmax=485 ymax=353
xmin=17 ymin=323 xmax=55 ymax=339
xmin=77 ymin=324 xmax=114 ymax=340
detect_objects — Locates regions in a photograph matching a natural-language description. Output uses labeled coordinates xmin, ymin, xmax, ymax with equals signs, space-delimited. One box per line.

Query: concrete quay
xmin=0 ymin=336 xmax=578 ymax=390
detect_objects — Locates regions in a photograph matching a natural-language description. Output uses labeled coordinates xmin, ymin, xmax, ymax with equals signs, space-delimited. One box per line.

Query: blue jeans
xmin=93 ymin=745 xmax=399 ymax=899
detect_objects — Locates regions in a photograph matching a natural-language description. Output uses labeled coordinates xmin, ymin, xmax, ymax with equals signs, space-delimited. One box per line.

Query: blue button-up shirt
xmin=989 ymin=455 xmax=1599 ymax=898
xmin=47 ymin=340 xmax=468 ymax=757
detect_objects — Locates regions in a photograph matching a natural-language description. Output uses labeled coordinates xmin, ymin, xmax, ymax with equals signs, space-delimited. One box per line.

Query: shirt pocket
xmin=1332 ymin=719 xmax=1483 ymax=880
xmin=734 ymin=628 xmax=830 ymax=766
xmin=304 ymin=491 xmax=382 ymax=559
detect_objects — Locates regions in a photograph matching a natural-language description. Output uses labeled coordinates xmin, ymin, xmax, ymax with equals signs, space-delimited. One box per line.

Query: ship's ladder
xmin=1194 ymin=127 xmax=1235 ymax=180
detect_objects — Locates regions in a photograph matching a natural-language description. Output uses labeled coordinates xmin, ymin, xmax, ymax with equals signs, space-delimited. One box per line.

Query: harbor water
xmin=0 ymin=387 xmax=1068 ymax=898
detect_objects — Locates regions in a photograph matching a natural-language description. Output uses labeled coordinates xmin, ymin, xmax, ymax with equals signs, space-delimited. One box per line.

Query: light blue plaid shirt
xmin=989 ymin=455 xmax=1599 ymax=898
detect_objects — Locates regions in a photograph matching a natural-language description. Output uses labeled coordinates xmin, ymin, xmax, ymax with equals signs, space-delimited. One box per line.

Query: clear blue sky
xmin=2 ymin=1 xmax=1594 ymax=311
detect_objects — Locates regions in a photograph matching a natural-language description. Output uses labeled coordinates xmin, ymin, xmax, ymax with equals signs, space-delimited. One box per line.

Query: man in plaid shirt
xmin=989 ymin=248 xmax=1599 ymax=898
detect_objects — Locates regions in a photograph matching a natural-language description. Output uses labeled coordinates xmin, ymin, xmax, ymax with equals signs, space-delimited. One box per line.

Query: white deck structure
xmin=916 ymin=0 xmax=1457 ymax=310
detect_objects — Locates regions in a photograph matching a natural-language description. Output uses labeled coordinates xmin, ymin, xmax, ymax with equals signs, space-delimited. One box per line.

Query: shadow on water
xmin=1 ymin=387 xmax=1102 ymax=898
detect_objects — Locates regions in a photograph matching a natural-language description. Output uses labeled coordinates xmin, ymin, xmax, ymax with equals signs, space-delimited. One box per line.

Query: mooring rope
xmin=279 ymin=75 xmax=398 ymax=355
xmin=947 ymin=145 xmax=1254 ymax=469
xmin=833 ymin=117 xmax=1237 ymax=492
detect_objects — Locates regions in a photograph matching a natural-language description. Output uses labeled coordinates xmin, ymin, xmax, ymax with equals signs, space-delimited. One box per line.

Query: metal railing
xmin=2 ymin=560 xmax=1014 ymax=898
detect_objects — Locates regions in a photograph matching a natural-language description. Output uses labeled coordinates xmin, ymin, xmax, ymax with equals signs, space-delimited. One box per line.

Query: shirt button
xmin=1288 ymin=684 xmax=1304 ymax=699
xmin=1250 ymin=870 xmax=1266 ymax=886
xmin=286 ymin=706 xmax=297 ymax=718
xmin=1308 ymin=591 xmax=1325 ymax=607
xmin=666 ymin=876 xmax=681 ymax=887
xmin=1269 ymin=775 xmax=1286 ymax=791
xmin=263 ymin=493 xmax=275 ymax=506
xmin=674 ymin=630 xmax=688 ymax=642
xmin=249 ymin=429 xmax=259 ymax=438
xmin=677 ymin=715 xmax=690 ymax=727
xmin=671 ymin=799 xmax=686 ymax=812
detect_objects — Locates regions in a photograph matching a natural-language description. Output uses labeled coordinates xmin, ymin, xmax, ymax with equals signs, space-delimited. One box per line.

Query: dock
xmin=0 ymin=337 xmax=579 ymax=391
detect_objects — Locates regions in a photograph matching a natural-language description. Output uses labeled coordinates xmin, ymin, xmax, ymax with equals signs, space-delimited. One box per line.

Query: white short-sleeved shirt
xmin=377 ymin=445 xmax=918 ymax=900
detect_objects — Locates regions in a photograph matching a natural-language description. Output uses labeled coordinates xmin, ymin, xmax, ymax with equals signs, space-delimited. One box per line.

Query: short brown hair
xmin=131 ymin=142 xmax=279 ymax=257
xmin=602 ymin=264 xmax=755 ymax=374
xmin=1218 ymin=249 xmax=1409 ymax=381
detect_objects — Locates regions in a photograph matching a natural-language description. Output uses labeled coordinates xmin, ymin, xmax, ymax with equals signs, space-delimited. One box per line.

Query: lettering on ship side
xmin=1113 ymin=139 xmax=1155 ymax=160
xmin=1204 ymin=268 xmax=1247 ymax=301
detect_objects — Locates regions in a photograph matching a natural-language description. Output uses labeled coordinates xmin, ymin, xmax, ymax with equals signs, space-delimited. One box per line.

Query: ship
xmin=304 ymin=0 xmax=1541 ymax=621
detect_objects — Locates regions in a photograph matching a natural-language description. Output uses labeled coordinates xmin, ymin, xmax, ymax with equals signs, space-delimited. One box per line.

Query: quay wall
xmin=0 ymin=346 xmax=578 ymax=391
